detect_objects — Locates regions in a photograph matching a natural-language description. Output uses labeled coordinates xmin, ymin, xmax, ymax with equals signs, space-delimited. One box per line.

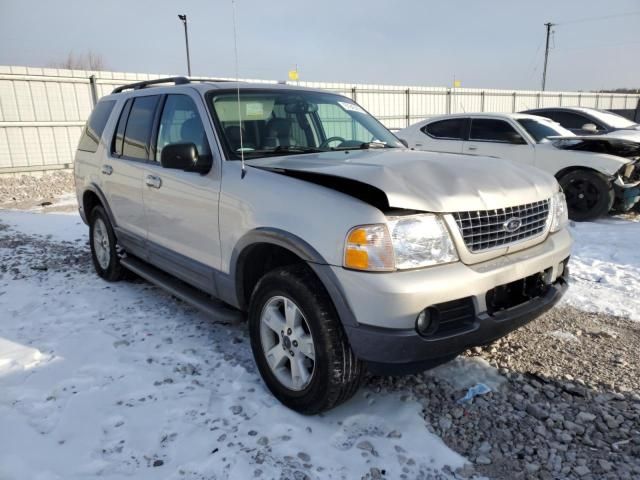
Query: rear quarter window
xmin=422 ymin=118 xmax=466 ymax=140
xmin=77 ymin=100 xmax=116 ymax=153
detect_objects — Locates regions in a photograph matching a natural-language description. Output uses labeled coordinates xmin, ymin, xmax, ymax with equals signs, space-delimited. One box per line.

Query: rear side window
xmin=422 ymin=119 xmax=466 ymax=140
xmin=111 ymin=95 xmax=160 ymax=160
xmin=470 ymin=119 xmax=519 ymax=142
xmin=77 ymin=100 xmax=116 ymax=153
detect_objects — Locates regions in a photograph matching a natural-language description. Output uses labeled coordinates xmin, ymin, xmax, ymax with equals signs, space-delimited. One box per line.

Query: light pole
xmin=178 ymin=14 xmax=192 ymax=76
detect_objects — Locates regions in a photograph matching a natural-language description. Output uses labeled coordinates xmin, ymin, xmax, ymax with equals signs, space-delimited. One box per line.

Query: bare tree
xmin=52 ymin=50 xmax=106 ymax=71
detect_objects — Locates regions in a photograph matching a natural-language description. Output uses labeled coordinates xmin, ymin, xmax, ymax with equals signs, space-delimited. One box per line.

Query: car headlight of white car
xmin=550 ymin=190 xmax=569 ymax=233
xmin=343 ymin=214 xmax=459 ymax=271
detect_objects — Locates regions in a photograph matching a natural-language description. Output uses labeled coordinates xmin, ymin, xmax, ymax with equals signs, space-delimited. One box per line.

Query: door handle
xmin=101 ymin=164 xmax=113 ymax=175
xmin=467 ymin=145 xmax=478 ymax=151
xmin=145 ymin=174 xmax=162 ymax=189
xmin=415 ymin=143 xmax=423 ymax=147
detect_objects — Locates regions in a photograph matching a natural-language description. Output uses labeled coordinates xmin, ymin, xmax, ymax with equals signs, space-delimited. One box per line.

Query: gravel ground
xmin=0 ymin=171 xmax=75 ymax=210
xmin=367 ymin=309 xmax=640 ymax=480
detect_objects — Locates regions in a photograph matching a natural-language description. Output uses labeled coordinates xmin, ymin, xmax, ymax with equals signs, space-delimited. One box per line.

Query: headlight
xmin=388 ymin=214 xmax=458 ymax=269
xmin=550 ymin=191 xmax=569 ymax=233
xmin=344 ymin=214 xmax=458 ymax=271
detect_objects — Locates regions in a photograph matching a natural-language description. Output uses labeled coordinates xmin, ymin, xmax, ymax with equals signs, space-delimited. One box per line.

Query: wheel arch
xmin=555 ymin=166 xmax=612 ymax=183
xmin=81 ymin=184 xmax=116 ymax=227
xmin=230 ymin=228 xmax=358 ymax=327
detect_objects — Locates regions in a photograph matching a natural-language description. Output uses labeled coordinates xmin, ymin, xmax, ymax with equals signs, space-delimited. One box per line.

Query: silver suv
xmin=74 ymin=77 xmax=572 ymax=413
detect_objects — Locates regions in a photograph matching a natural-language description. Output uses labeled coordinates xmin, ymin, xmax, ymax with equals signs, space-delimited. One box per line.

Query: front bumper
xmin=613 ymin=181 xmax=640 ymax=211
xmin=326 ymin=228 xmax=572 ymax=374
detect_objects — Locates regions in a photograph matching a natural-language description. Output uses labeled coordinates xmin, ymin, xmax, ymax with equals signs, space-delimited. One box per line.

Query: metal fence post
xmin=536 ymin=92 xmax=541 ymax=108
xmin=480 ymin=91 xmax=485 ymax=112
xmin=595 ymin=94 xmax=599 ymax=109
xmin=446 ymin=89 xmax=452 ymax=114
xmin=512 ymin=92 xmax=517 ymax=112
xmin=405 ymin=88 xmax=410 ymax=127
xmin=89 ymin=75 xmax=98 ymax=107
xmin=351 ymin=86 xmax=357 ymax=102
xmin=578 ymin=93 xmax=582 ymax=107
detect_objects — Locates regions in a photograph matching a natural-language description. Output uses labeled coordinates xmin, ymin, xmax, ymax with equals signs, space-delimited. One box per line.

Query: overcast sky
xmin=1 ymin=0 xmax=639 ymax=91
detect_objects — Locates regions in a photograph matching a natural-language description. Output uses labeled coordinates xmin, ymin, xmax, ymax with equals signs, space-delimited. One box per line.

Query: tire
xmin=558 ymin=170 xmax=614 ymax=221
xmin=248 ymin=265 xmax=363 ymax=414
xmin=89 ymin=205 xmax=126 ymax=281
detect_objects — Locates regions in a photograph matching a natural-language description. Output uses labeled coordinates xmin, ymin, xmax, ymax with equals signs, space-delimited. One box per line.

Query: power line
xmin=556 ymin=11 xmax=640 ymax=25
xmin=551 ymin=40 xmax=640 ymax=52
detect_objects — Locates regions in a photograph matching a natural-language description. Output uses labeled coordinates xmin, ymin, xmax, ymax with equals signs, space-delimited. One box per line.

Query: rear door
xmin=103 ymin=95 xmax=160 ymax=254
xmin=413 ymin=118 xmax=466 ymax=153
xmin=141 ymin=92 xmax=221 ymax=293
xmin=463 ymin=117 xmax=535 ymax=165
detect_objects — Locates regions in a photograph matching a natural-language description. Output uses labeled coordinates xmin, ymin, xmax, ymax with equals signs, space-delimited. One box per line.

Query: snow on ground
xmin=2 ymin=201 xmax=639 ymax=479
xmin=563 ymin=217 xmax=640 ymax=321
xmin=0 ymin=210 xmax=464 ymax=480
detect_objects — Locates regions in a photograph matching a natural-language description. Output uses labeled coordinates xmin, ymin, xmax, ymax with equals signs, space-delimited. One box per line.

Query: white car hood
xmin=247 ymin=149 xmax=558 ymax=212
xmin=604 ymin=130 xmax=640 ymax=142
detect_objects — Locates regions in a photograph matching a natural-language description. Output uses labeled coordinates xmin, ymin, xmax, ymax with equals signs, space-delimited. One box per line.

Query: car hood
xmin=246 ymin=149 xmax=558 ymax=212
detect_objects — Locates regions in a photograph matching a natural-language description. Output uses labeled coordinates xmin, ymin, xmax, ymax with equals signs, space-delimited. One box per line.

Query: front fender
xmin=537 ymin=147 xmax=630 ymax=178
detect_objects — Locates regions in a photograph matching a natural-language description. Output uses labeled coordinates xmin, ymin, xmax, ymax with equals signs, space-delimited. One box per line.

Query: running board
xmin=120 ymin=256 xmax=244 ymax=324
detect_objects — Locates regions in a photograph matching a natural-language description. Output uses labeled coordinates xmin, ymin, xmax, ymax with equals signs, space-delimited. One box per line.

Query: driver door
xmin=141 ymin=92 xmax=222 ymax=294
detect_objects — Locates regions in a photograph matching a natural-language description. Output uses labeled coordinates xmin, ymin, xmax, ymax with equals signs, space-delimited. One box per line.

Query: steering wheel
xmin=319 ymin=136 xmax=347 ymax=149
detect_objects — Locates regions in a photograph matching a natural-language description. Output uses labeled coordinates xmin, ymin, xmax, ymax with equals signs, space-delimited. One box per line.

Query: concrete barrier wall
xmin=1 ymin=65 xmax=638 ymax=175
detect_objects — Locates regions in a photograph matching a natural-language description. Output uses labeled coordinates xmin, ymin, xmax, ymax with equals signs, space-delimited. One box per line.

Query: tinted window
xmin=539 ymin=111 xmax=597 ymax=130
xmin=422 ymin=119 xmax=466 ymax=139
xmin=78 ymin=100 xmax=116 ymax=153
xmin=470 ymin=119 xmax=519 ymax=142
xmin=517 ymin=119 xmax=570 ymax=142
xmin=112 ymin=99 xmax=132 ymax=157
xmin=122 ymin=95 xmax=160 ymax=160
xmin=156 ymin=95 xmax=211 ymax=162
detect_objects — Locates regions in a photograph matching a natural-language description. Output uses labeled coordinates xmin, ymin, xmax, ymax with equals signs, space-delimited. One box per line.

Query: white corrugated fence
xmin=0 ymin=65 xmax=638 ymax=175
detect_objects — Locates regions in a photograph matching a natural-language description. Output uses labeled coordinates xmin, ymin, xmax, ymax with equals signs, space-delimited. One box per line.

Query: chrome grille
xmin=453 ymin=199 xmax=550 ymax=253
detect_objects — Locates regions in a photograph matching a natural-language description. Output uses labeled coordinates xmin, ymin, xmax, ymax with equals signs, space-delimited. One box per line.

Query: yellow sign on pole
xmin=453 ymin=79 xmax=461 ymax=88
xmin=288 ymin=70 xmax=299 ymax=81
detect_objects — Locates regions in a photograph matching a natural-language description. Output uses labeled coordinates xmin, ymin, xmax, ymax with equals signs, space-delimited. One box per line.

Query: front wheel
xmin=248 ymin=265 xmax=363 ymax=414
xmin=558 ymin=170 xmax=614 ymax=221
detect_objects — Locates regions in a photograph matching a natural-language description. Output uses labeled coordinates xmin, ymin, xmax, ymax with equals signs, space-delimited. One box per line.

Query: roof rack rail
xmin=111 ymin=76 xmax=235 ymax=94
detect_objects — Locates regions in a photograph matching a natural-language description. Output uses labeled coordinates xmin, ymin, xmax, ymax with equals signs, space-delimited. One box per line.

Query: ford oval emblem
xmin=504 ymin=217 xmax=522 ymax=233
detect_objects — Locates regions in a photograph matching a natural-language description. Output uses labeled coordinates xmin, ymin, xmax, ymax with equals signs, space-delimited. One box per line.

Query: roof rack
xmin=111 ymin=76 xmax=234 ymax=94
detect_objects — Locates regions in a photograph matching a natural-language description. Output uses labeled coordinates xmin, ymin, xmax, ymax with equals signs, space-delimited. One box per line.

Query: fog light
xmin=416 ymin=307 xmax=439 ymax=336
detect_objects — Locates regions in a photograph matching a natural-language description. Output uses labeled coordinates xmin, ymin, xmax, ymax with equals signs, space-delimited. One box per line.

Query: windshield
xmin=517 ymin=118 xmax=574 ymax=143
xmin=587 ymin=109 xmax=637 ymax=129
xmin=208 ymin=90 xmax=403 ymax=159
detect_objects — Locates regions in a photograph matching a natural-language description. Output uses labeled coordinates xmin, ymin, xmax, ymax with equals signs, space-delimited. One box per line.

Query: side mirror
xmin=506 ymin=132 xmax=527 ymax=145
xmin=160 ymin=143 xmax=211 ymax=173
xmin=581 ymin=123 xmax=598 ymax=133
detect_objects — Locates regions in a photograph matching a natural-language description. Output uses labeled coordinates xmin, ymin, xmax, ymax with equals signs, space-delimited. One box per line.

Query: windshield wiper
xmin=331 ymin=142 xmax=396 ymax=151
xmin=242 ymin=146 xmax=326 ymax=157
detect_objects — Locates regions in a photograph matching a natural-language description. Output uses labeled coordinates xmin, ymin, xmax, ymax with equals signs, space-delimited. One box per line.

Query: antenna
xmin=231 ymin=0 xmax=246 ymax=179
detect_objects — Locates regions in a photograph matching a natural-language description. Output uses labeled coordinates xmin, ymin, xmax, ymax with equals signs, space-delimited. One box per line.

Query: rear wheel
xmin=248 ymin=265 xmax=363 ymax=414
xmin=89 ymin=205 xmax=126 ymax=281
xmin=559 ymin=170 xmax=614 ymax=221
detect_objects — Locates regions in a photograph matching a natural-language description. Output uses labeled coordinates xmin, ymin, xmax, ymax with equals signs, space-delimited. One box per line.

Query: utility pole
xmin=178 ymin=14 xmax=192 ymax=76
xmin=541 ymin=22 xmax=554 ymax=91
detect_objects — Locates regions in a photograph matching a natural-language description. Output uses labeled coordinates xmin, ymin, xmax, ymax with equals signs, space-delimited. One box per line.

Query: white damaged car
xmin=397 ymin=113 xmax=640 ymax=221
